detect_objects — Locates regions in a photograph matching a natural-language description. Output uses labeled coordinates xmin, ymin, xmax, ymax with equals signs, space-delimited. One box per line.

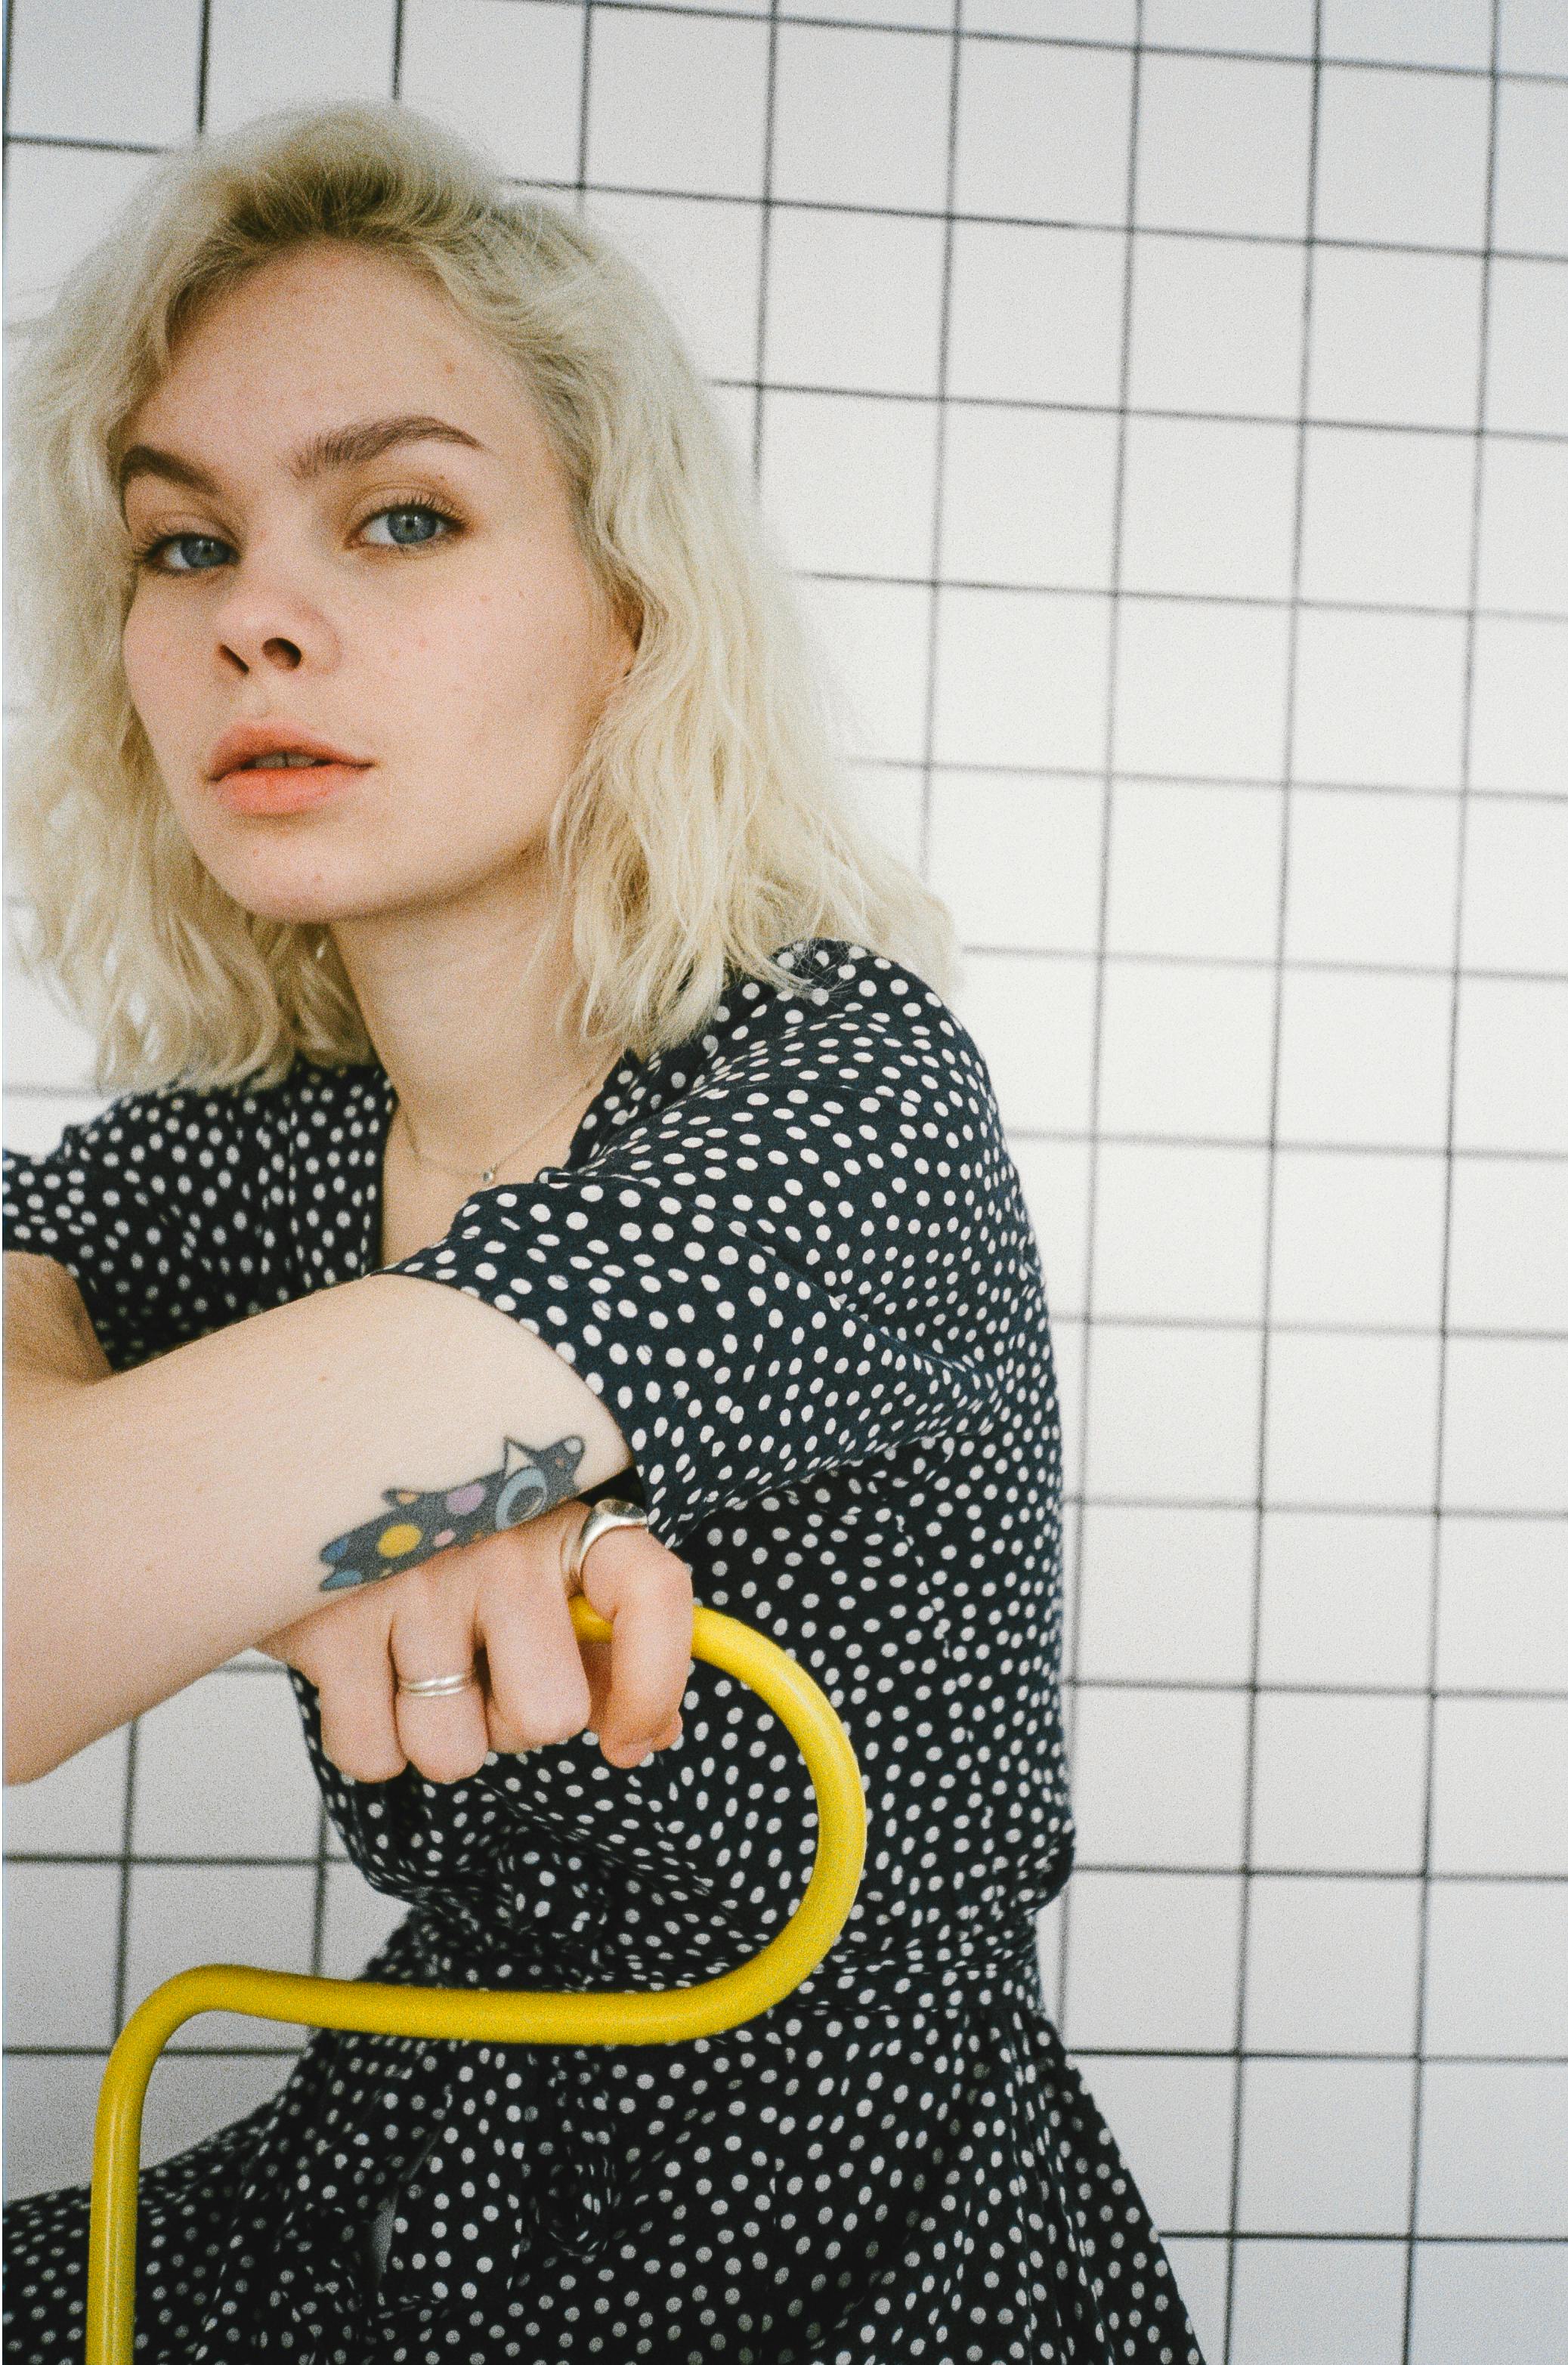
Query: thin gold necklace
xmin=392 ymin=1056 xmax=614 ymax=1186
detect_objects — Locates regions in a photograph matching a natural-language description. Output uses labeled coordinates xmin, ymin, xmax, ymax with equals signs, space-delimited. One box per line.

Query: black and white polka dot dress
xmin=3 ymin=938 xmax=1205 ymax=2364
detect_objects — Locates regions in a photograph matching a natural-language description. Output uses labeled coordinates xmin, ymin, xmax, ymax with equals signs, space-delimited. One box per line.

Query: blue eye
xmin=362 ymin=504 xmax=455 ymax=549
xmin=146 ymin=533 xmax=232 ymax=573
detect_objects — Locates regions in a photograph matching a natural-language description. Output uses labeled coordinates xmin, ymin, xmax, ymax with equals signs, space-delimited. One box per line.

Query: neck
xmin=326 ymin=864 xmax=610 ymax=1173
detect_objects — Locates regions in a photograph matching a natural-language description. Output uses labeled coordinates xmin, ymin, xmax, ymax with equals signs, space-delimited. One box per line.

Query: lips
xmin=206 ymin=719 xmax=372 ymax=783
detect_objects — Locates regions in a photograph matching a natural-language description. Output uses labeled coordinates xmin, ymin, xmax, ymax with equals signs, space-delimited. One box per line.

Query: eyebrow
xmin=115 ymin=414 xmax=489 ymax=505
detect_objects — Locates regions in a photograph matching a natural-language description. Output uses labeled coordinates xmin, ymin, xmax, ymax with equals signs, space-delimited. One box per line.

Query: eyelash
xmin=130 ymin=493 xmax=465 ymax=573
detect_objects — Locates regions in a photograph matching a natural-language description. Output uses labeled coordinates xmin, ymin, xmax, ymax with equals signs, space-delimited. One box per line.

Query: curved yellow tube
xmin=84 ymin=1599 xmax=866 ymax=2365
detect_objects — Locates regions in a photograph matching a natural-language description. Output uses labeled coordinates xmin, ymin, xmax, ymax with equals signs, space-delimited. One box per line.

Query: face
xmin=118 ymin=240 xmax=636 ymax=929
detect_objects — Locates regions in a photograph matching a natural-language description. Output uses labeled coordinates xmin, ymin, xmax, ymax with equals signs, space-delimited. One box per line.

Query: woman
xmin=2 ymin=101 xmax=1204 ymax=2365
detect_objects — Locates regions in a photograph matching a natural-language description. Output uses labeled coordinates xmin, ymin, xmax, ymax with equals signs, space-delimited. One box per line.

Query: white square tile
xmin=1011 ymin=1137 xmax=1093 ymax=1319
xmin=1069 ymin=1686 xmax=1251 ymax=1868
xmin=140 ymin=2054 xmax=297 ymax=2175
xmin=759 ymin=391 xmax=939 ymax=577
xmin=318 ymin=1861 xmax=409 ymax=1977
xmin=799 ymin=0 xmax=948 ymax=20
xmin=954 ymin=36 xmax=1133 ymax=224
xmin=1322 ymin=0 xmax=1492 ymax=69
xmin=1093 ymin=1142 xmax=1270 ymax=1320
xmin=1484 ymin=257 xmax=1568 ymax=437
xmin=928 ymin=771 xmax=1106 ymax=952
xmin=969 ymin=0 xmax=1134 ymax=32
xmin=1316 ymin=65 xmax=1492 ymax=250
xmin=1072 ymin=2055 xmax=1237 ymax=2234
xmin=204 ymin=0 xmax=396 ymax=134
xmin=129 ymin=1671 xmax=320 ymax=1859
xmin=1435 ymin=1514 xmax=1568 ymax=1693
xmin=1431 ymin=1699 xmax=1568 ymax=1875
xmin=122 ymin=1865 xmax=317 ymax=2051
xmin=952 ymin=950 xmax=1098 ymax=1133
xmin=1417 ymin=2064 xmax=1568 ymax=2238
xmin=1300 ymin=426 xmax=1477 ymax=609
xmin=585 ymin=192 xmax=762 ymax=384
xmin=1099 ymin=960 xmax=1279 ymax=1139
xmin=1409 ymin=2242 xmax=1568 ymax=2365
xmin=1251 ymin=1692 xmax=1430 ymax=1872
xmin=1085 ymin=1324 xmax=1264 ymax=1504
xmin=1477 ymin=437 xmax=1568 ymax=614
xmin=1136 ymin=53 xmax=1313 ymax=240
xmin=948 ymin=222 xmax=1127 ymax=405
xmin=1285 ymin=787 xmax=1461 ymax=967
xmin=1062 ymin=1870 xmax=1242 ymax=2050
xmin=932 ymin=589 xmax=1112 ymax=770
xmin=1141 ymin=0 xmax=1315 ymax=50
xmin=5 ymin=0 xmax=201 ymax=144
xmin=405 ymin=4 xmax=586 ymax=184
xmin=1461 ymin=798 xmax=1568 ymax=977
xmin=2 ymin=2055 xmax=106 ymax=2203
xmin=1244 ymin=1875 xmax=1421 ymax=2054
xmin=939 ymin=406 xmax=1120 ymax=590
xmin=1493 ymin=79 xmax=1568 ymax=256
xmin=1470 ymin=618 xmax=1568 ymax=795
xmin=1120 ymin=417 xmax=1299 ymax=600
xmin=2 ymin=1725 xmax=129 ymax=1856
xmin=1309 ymin=249 xmax=1486 ymax=432
xmin=1053 ymin=1316 xmax=1089 ymax=1500
xmin=2 ymin=1864 xmax=119 ymax=2047
xmin=765 ymin=208 xmax=947 ymax=395
xmin=1424 ymin=1881 xmax=1568 ymax=2057
xmin=1115 ymin=600 xmax=1293 ymax=781
xmin=1293 ymin=611 xmax=1469 ymax=790
xmin=1036 ymin=1890 xmax=1065 ymax=2022
xmin=1231 ymin=2238 xmax=1409 ymax=2365
xmin=1453 ymin=977 xmax=1568 ymax=1155
xmin=1106 ymin=781 xmax=1285 ymax=962
xmin=847 ymin=762 xmax=925 ymax=872
xmin=1129 ymin=234 xmax=1308 ymax=417
xmin=1266 ymin=1331 xmax=1443 ymax=1510
xmin=1237 ymin=2058 xmax=1417 ymax=2234
xmin=1270 ymin=1148 xmax=1447 ymax=1331
xmin=1076 ymin=1504 xmax=1257 ymax=1685
xmin=586 ymin=8 xmax=770 ymax=198
xmin=1499 ymin=0 xmax=1568 ymax=73
xmin=1277 ymin=969 xmax=1455 ymax=1149
xmin=1257 ymin=1510 xmax=1434 ymax=1690
xmin=799 ymin=577 xmax=930 ymax=763
xmin=1161 ymin=2240 xmax=1228 ymax=2364
xmin=772 ymin=22 xmax=951 ymax=214
xmin=1443 ymin=1337 xmax=1568 ymax=1516
xmin=1 ymin=144 xmax=165 ymax=328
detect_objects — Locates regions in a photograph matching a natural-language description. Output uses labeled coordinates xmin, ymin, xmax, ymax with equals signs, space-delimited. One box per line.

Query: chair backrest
xmin=84 ymin=1596 xmax=867 ymax=2365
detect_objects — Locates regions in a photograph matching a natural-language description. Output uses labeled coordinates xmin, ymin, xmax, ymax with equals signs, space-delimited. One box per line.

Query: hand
xmin=258 ymin=1499 xmax=692 ymax=1785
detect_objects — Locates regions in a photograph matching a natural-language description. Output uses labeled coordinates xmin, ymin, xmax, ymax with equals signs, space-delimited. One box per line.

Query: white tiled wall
xmin=4 ymin=7 xmax=1565 ymax=2360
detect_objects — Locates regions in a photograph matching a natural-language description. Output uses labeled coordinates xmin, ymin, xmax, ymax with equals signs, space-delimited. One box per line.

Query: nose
xmin=211 ymin=546 xmax=342 ymax=679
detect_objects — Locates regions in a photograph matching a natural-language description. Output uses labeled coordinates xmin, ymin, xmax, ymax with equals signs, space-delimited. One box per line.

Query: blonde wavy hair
xmin=5 ymin=99 xmax=954 ymax=1095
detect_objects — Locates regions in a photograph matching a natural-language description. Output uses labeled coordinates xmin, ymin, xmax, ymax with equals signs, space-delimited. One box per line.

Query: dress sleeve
xmin=2 ymin=1090 xmax=276 ymax=1374
xmin=379 ymin=949 xmax=1031 ymax=1548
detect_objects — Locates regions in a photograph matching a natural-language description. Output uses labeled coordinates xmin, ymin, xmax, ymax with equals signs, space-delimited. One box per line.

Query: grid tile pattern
xmin=3 ymin=6 xmax=1565 ymax=2358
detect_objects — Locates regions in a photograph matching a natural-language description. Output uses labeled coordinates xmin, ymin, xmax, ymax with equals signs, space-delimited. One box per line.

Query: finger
xmin=389 ymin=1572 xmax=491 ymax=1785
xmin=478 ymin=1537 xmax=592 ymax=1753
xmin=577 ymin=1530 xmax=693 ymax=1767
xmin=279 ymin=1593 xmax=408 ymax=1785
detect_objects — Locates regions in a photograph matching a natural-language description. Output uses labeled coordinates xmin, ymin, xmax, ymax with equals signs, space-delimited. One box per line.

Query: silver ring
xmin=395 ymin=1669 xmax=478 ymax=1699
xmin=564 ymin=1497 xmax=649 ymax=1591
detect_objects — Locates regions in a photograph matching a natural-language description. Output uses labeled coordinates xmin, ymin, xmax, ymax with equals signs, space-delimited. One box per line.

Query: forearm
xmin=4 ymin=1271 xmax=631 ymax=1782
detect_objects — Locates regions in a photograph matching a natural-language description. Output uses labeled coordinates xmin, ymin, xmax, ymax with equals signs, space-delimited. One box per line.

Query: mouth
xmin=211 ymin=756 xmax=370 ymax=816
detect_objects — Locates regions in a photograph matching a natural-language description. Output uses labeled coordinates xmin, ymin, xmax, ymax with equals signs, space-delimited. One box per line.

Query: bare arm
xmin=4 ymin=1258 xmax=633 ymax=1782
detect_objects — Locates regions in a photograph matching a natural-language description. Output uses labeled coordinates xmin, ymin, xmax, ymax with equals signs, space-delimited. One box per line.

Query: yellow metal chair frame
xmin=85 ymin=1597 xmax=868 ymax=2365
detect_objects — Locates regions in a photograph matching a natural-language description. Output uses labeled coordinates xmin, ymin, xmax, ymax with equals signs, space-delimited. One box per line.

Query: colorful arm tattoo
xmin=316 ymin=1433 xmax=586 ymax=1594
